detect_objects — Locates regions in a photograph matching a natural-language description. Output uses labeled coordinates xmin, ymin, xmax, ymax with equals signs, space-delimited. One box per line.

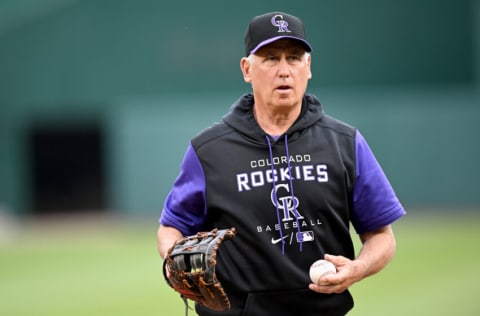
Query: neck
xmin=253 ymin=105 xmax=301 ymax=136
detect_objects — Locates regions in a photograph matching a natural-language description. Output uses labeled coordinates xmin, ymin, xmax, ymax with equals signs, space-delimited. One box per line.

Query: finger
xmin=319 ymin=273 xmax=340 ymax=285
xmin=309 ymin=283 xmax=332 ymax=293
xmin=324 ymin=253 xmax=348 ymax=264
xmin=309 ymin=282 xmax=346 ymax=294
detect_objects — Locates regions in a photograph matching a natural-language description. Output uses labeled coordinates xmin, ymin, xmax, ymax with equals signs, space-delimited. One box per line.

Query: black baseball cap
xmin=244 ymin=12 xmax=313 ymax=56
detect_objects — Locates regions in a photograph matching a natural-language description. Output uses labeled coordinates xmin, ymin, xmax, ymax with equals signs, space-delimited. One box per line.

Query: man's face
xmin=241 ymin=39 xmax=312 ymax=110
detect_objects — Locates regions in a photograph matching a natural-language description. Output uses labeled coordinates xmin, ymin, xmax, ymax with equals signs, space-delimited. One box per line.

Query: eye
xmin=262 ymin=55 xmax=279 ymax=64
xmin=288 ymin=55 xmax=302 ymax=62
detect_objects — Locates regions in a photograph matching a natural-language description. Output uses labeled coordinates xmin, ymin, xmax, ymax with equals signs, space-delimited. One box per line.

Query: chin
xmin=276 ymin=94 xmax=300 ymax=106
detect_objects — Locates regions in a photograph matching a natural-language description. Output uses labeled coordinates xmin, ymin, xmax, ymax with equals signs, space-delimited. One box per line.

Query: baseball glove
xmin=163 ymin=227 xmax=237 ymax=313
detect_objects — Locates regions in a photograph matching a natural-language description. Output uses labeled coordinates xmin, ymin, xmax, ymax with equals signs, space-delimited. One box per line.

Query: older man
xmin=158 ymin=12 xmax=406 ymax=316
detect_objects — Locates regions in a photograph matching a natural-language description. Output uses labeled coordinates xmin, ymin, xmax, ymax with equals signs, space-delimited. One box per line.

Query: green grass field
xmin=1 ymin=212 xmax=479 ymax=315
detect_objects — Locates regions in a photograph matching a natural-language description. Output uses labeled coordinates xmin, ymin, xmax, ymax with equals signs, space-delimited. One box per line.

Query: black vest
xmin=192 ymin=94 xmax=356 ymax=315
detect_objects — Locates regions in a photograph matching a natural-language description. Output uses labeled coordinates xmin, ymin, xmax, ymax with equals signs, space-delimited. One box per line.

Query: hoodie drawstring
xmin=284 ymin=134 xmax=303 ymax=252
xmin=266 ymin=136 xmax=286 ymax=255
xmin=265 ymin=134 xmax=303 ymax=255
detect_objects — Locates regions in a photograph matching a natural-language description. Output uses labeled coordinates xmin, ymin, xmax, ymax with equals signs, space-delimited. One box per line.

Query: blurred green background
xmin=0 ymin=0 xmax=479 ymax=315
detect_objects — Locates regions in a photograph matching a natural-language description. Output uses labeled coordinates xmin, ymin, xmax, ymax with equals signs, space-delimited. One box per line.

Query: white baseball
xmin=309 ymin=259 xmax=336 ymax=284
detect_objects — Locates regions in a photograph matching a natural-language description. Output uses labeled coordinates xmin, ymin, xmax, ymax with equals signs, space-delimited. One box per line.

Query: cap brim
xmin=250 ymin=36 xmax=313 ymax=55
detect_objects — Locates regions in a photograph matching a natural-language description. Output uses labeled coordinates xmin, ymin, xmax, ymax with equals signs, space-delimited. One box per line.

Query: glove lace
xmin=182 ymin=296 xmax=192 ymax=316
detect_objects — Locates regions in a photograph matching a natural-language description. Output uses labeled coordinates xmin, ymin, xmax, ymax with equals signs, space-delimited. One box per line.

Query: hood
xmin=222 ymin=93 xmax=325 ymax=143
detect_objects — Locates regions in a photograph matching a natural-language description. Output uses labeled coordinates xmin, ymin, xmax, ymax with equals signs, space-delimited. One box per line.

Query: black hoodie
xmin=191 ymin=93 xmax=356 ymax=315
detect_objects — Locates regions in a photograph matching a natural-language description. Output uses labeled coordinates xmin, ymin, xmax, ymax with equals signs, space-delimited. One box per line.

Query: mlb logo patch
xmin=296 ymin=231 xmax=314 ymax=242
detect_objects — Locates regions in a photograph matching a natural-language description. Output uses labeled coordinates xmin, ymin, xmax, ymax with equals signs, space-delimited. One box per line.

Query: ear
xmin=240 ymin=57 xmax=252 ymax=83
xmin=306 ymin=54 xmax=312 ymax=79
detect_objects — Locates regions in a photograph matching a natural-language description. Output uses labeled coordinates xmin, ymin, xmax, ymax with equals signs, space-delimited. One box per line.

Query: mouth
xmin=276 ymin=85 xmax=292 ymax=91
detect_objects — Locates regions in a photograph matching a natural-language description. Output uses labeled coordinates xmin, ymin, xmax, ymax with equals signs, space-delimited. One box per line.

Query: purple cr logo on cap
xmin=271 ymin=15 xmax=291 ymax=33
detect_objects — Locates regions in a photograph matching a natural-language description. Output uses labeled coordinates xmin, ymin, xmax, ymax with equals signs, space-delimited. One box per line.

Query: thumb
xmin=324 ymin=254 xmax=349 ymax=266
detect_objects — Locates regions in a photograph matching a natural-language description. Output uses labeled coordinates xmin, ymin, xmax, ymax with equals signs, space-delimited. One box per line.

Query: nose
xmin=277 ymin=57 xmax=290 ymax=78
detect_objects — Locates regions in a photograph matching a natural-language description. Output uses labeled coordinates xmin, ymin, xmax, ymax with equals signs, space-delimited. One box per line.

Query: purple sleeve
xmin=159 ymin=143 xmax=207 ymax=236
xmin=352 ymin=131 xmax=406 ymax=234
